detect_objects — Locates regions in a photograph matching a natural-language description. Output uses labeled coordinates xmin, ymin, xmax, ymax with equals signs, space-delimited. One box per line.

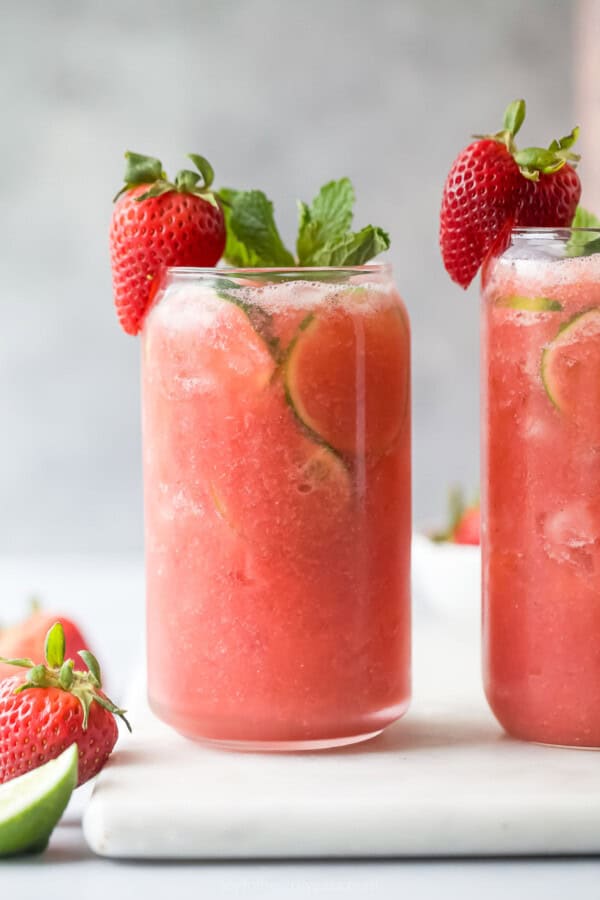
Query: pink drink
xmin=142 ymin=267 xmax=411 ymax=749
xmin=482 ymin=228 xmax=600 ymax=746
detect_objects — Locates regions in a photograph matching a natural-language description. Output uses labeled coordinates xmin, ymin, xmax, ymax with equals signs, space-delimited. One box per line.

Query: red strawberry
xmin=431 ymin=487 xmax=480 ymax=545
xmin=514 ymin=163 xmax=581 ymax=227
xmin=110 ymin=152 xmax=226 ymax=335
xmin=0 ymin=604 xmax=91 ymax=682
xmin=440 ymin=100 xmax=581 ymax=288
xmin=0 ymin=622 xmax=130 ymax=787
xmin=440 ymin=138 xmax=521 ymax=288
xmin=453 ymin=505 xmax=481 ymax=546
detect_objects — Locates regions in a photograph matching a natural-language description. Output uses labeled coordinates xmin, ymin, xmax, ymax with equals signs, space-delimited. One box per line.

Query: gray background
xmin=0 ymin=0 xmax=576 ymax=552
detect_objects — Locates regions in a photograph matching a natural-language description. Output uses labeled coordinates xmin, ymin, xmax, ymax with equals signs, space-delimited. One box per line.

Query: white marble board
xmin=83 ymin=607 xmax=600 ymax=859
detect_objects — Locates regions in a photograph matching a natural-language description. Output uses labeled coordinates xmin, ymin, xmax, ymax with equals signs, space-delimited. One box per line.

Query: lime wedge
xmin=499 ymin=295 xmax=563 ymax=312
xmin=541 ymin=308 xmax=600 ymax=411
xmin=0 ymin=743 xmax=78 ymax=857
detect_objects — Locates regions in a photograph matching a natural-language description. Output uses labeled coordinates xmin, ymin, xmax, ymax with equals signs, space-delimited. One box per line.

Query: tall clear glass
xmin=142 ymin=266 xmax=411 ymax=750
xmin=482 ymin=228 xmax=600 ymax=747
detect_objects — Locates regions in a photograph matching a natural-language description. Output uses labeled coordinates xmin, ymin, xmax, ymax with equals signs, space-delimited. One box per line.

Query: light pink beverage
xmin=483 ymin=228 xmax=600 ymax=746
xmin=142 ymin=267 xmax=411 ymax=750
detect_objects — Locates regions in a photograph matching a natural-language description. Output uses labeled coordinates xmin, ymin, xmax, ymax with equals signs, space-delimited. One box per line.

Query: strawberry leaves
xmin=503 ymin=99 xmax=526 ymax=141
xmin=222 ymin=178 xmax=390 ymax=268
xmin=513 ymin=122 xmax=580 ymax=182
xmin=187 ymin=154 xmax=215 ymax=190
xmin=114 ymin=151 xmax=219 ymax=205
xmin=0 ymin=622 xmax=131 ymax=733
xmin=44 ymin=622 xmax=65 ymax=669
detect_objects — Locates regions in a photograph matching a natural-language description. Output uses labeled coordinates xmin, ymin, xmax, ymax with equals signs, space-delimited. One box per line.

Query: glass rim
xmin=511 ymin=227 xmax=600 ymax=238
xmin=165 ymin=264 xmax=392 ymax=276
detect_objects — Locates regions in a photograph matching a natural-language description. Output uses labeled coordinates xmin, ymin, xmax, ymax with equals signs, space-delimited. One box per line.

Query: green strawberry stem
xmin=113 ymin=151 xmax=219 ymax=207
xmin=475 ymin=99 xmax=581 ymax=182
xmin=0 ymin=622 xmax=131 ymax=732
xmin=503 ymin=99 xmax=526 ymax=141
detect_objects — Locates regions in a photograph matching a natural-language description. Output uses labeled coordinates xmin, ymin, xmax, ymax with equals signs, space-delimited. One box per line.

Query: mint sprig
xmin=221 ymin=189 xmax=294 ymax=267
xmin=308 ymin=225 xmax=391 ymax=267
xmin=567 ymin=206 xmax=600 ymax=257
xmin=571 ymin=206 xmax=600 ymax=229
xmin=222 ymin=178 xmax=390 ymax=268
xmin=296 ymin=178 xmax=355 ymax=263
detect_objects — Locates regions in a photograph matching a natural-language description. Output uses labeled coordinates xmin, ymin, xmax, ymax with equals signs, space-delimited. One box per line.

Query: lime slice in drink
xmin=500 ymin=295 xmax=563 ymax=312
xmin=541 ymin=308 xmax=600 ymax=412
xmin=0 ymin=743 xmax=78 ymax=857
xmin=285 ymin=305 xmax=409 ymax=456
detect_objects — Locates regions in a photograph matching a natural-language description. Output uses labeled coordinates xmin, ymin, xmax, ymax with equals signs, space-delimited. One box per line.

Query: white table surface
xmin=1 ymin=552 xmax=600 ymax=897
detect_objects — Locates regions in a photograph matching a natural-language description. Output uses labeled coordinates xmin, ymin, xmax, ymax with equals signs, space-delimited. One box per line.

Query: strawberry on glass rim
xmin=439 ymin=99 xmax=581 ymax=288
xmin=110 ymin=151 xmax=226 ymax=335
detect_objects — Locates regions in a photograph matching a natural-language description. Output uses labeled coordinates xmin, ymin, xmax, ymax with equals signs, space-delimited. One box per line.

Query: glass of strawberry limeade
xmin=482 ymin=227 xmax=600 ymax=747
xmin=142 ymin=266 xmax=411 ymax=750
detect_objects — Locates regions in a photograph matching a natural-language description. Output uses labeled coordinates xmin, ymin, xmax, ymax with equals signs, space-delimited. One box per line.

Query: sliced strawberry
xmin=109 ymin=152 xmax=226 ymax=335
xmin=440 ymin=139 xmax=521 ymax=288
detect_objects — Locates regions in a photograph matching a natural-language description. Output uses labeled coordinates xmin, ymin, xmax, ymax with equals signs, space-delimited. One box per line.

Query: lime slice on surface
xmin=0 ymin=743 xmax=78 ymax=857
xmin=499 ymin=295 xmax=563 ymax=312
xmin=541 ymin=308 xmax=600 ymax=411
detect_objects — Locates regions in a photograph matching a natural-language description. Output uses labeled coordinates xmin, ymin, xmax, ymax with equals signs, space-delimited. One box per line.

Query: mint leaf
xmin=220 ymin=179 xmax=389 ymax=268
xmin=223 ymin=189 xmax=294 ymax=267
xmin=571 ymin=206 xmax=600 ymax=228
xmin=296 ymin=178 xmax=355 ymax=265
xmin=309 ymin=226 xmax=390 ymax=267
xmin=220 ymin=188 xmax=263 ymax=267
xmin=567 ymin=206 xmax=600 ymax=257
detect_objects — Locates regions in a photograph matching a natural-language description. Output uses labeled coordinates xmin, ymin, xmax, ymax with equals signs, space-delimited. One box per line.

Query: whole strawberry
xmin=440 ymin=100 xmax=581 ymax=288
xmin=431 ymin=487 xmax=480 ymax=545
xmin=0 ymin=622 xmax=130 ymax=787
xmin=514 ymin=161 xmax=581 ymax=227
xmin=0 ymin=602 xmax=91 ymax=682
xmin=110 ymin=152 xmax=226 ymax=335
xmin=452 ymin=505 xmax=480 ymax=546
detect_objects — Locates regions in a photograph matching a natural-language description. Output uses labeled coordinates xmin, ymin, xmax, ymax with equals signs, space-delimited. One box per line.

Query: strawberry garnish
xmin=440 ymin=100 xmax=582 ymax=288
xmin=0 ymin=622 xmax=130 ymax=787
xmin=514 ymin=164 xmax=581 ymax=227
xmin=110 ymin=152 xmax=226 ymax=335
xmin=440 ymin=138 xmax=521 ymax=289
